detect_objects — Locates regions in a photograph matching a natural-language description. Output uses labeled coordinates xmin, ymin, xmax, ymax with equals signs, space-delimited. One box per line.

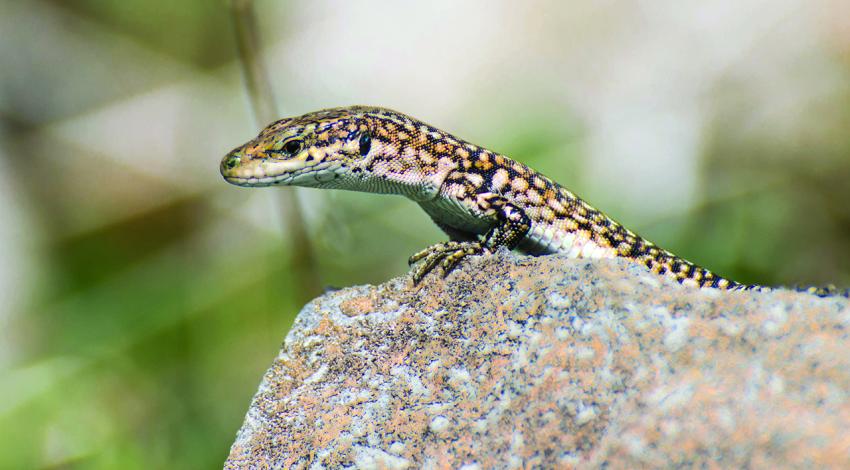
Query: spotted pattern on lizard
xmin=221 ymin=106 xmax=844 ymax=297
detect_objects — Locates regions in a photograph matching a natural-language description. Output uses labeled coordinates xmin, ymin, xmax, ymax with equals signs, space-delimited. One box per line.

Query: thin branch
xmin=230 ymin=0 xmax=322 ymax=302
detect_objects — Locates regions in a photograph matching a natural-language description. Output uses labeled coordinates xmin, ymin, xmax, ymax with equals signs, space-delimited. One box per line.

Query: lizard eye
xmin=358 ymin=132 xmax=371 ymax=156
xmin=283 ymin=140 xmax=302 ymax=155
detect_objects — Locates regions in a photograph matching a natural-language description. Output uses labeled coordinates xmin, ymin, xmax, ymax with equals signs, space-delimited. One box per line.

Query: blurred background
xmin=1 ymin=0 xmax=849 ymax=467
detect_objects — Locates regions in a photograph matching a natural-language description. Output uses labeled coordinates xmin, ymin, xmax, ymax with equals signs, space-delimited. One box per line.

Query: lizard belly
xmin=418 ymin=196 xmax=492 ymax=235
xmin=519 ymin=220 xmax=618 ymax=259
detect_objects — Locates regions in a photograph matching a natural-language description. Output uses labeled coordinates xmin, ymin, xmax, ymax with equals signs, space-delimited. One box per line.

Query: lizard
xmin=220 ymin=105 xmax=844 ymax=297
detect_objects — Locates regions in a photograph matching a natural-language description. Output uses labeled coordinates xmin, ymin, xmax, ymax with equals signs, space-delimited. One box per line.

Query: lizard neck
xmin=354 ymin=113 xmax=471 ymax=202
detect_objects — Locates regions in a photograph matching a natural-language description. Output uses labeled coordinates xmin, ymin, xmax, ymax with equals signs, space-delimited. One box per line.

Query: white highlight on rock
xmin=304 ymin=364 xmax=328 ymax=384
xmin=575 ymin=405 xmax=597 ymax=425
xmin=663 ymin=317 xmax=690 ymax=353
xmin=429 ymin=415 xmax=451 ymax=435
xmin=354 ymin=445 xmax=411 ymax=470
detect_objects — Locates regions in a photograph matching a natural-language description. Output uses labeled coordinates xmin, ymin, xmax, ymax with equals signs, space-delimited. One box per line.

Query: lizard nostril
xmin=224 ymin=154 xmax=241 ymax=170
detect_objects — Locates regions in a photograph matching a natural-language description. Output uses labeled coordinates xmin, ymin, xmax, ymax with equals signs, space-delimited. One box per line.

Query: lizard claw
xmin=409 ymin=241 xmax=487 ymax=284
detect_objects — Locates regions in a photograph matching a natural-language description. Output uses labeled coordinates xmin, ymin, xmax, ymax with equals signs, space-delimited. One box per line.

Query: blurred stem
xmin=230 ymin=0 xmax=276 ymax=124
xmin=230 ymin=0 xmax=322 ymax=302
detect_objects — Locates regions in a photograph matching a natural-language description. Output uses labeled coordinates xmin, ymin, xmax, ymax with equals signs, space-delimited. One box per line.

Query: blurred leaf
xmin=50 ymin=0 xmax=237 ymax=68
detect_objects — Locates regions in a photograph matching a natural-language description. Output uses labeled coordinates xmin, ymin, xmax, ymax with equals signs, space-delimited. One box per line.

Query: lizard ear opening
xmin=358 ymin=131 xmax=372 ymax=157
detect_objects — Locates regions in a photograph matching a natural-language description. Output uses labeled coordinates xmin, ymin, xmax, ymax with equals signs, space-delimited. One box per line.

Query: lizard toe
xmin=410 ymin=241 xmax=488 ymax=284
xmin=408 ymin=241 xmax=464 ymax=266
xmin=440 ymin=243 xmax=486 ymax=277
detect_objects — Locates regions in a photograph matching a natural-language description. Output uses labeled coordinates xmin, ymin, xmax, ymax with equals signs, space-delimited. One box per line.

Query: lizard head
xmin=220 ymin=106 xmax=375 ymax=188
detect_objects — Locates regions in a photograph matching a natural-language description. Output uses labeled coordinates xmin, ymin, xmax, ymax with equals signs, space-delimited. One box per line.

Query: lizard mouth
xmin=223 ymin=161 xmax=345 ymax=187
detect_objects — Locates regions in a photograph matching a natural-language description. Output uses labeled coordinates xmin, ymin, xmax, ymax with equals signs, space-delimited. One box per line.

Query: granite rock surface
xmin=225 ymin=251 xmax=850 ymax=469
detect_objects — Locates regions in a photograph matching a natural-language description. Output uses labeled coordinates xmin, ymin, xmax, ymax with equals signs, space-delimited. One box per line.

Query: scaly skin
xmin=221 ymin=106 xmax=843 ymax=296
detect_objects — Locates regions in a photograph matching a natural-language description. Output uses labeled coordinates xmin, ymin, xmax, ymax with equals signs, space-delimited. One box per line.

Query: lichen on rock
xmin=225 ymin=251 xmax=850 ymax=469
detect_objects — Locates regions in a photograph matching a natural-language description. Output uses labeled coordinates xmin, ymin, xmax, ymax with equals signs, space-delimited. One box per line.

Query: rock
xmin=224 ymin=251 xmax=850 ymax=469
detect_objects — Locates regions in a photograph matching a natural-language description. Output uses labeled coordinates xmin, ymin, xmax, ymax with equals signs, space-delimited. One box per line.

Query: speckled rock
xmin=225 ymin=251 xmax=850 ymax=469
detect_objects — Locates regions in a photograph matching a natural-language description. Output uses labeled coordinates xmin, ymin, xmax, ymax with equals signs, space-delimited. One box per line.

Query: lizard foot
xmin=408 ymin=241 xmax=489 ymax=284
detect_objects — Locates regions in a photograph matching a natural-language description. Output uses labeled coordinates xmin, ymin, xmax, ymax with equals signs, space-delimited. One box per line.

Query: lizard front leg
xmin=409 ymin=193 xmax=531 ymax=284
